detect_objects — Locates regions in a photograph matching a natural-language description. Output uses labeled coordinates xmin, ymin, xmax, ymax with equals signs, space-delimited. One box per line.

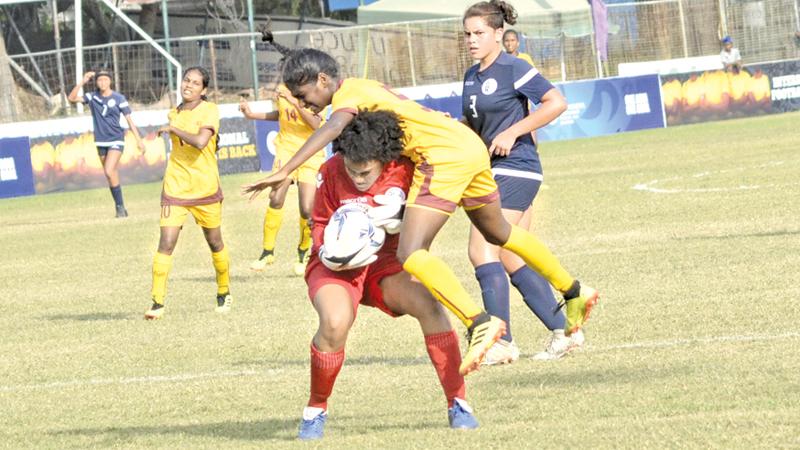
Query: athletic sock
xmin=403 ymin=249 xmax=483 ymax=328
xmin=424 ymin=330 xmax=465 ymax=408
xmin=109 ymin=185 xmax=124 ymax=207
xmin=262 ymin=206 xmax=284 ymax=252
xmin=151 ymin=252 xmax=173 ymax=304
xmin=510 ymin=266 xmax=566 ymax=331
xmin=475 ymin=262 xmax=512 ymax=341
xmin=298 ymin=217 xmax=312 ymax=255
xmin=501 ymin=225 xmax=574 ymax=293
xmin=211 ymin=247 xmax=230 ymax=295
xmin=308 ymin=343 xmax=345 ymax=410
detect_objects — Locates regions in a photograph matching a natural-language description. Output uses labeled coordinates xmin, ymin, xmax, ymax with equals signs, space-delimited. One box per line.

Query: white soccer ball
xmin=323 ymin=204 xmax=385 ymax=268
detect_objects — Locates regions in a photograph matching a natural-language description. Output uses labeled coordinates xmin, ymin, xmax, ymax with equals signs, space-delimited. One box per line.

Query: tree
xmin=0 ymin=29 xmax=21 ymax=122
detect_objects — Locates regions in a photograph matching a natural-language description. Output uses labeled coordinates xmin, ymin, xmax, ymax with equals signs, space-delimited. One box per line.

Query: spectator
xmin=720 ymin=36 xmax=742 ymax=73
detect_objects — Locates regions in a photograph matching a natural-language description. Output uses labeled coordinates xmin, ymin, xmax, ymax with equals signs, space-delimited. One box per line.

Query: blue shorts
xmin=97 ymin=145 xmax=123 ymax=158
xmin=493 ymin=170 xmax=542 ymax=212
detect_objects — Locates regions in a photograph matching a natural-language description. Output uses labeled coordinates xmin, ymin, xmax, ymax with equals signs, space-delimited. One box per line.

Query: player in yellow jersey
xmin=241 ymin=48 xmax=598 ymax=376
xmin=240 ymin=84 xmax=325 ymax=276
xmin=502 ymin=29 xmax=534 ymax=67
xmin=144 ymin=66 xmax=231 ymax=320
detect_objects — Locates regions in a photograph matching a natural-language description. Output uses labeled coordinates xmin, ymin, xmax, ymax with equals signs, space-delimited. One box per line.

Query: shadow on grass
xmin=49 ymin=418 xmax=298 ymax=443
xmin=43 ymin=312 xmax=131 ymax=322
xmin=233 ymin=355 xmax=431 ymax=369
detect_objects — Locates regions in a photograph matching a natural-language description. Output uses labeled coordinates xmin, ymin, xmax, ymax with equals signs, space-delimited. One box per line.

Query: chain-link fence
xmin=6 ymin=0 xmax=800 ymax=122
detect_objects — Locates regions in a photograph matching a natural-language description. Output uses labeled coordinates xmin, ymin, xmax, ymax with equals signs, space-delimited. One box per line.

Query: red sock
xmin=308 ymin=343 xmax=345 ymax=410
xmin=424 ymin=330 xmax=466 ymax=407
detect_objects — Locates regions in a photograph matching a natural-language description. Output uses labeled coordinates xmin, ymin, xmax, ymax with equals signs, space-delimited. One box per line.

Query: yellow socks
xmin=262 ymin=206 xmax=284 ymax=251
xmin=151 ymin=252 xmax=173 ymax=304
xmin=212 ymin=247 xmax=230 ymax=295
xmin=403 ymin=249 xmax=482 ymax=327
xmin=298 ymin=217 xmax=312 ymax=253
xmin=501 ymin=225 xmax=574 ymax=293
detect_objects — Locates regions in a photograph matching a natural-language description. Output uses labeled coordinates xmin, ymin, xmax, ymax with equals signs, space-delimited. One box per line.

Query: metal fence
xmin=6 ymin=0 xmax=800 ymax=122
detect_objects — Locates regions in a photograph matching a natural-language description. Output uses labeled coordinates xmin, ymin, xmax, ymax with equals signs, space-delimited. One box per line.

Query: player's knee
xmin=318 ymin=315 xmax=352 ymax=343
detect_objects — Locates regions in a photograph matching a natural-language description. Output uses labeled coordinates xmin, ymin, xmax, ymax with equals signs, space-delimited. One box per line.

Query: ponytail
xmin=463 ymin=0 xmax=518 ymax=28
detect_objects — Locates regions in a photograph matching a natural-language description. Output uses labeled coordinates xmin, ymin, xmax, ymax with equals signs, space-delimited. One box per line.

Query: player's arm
xmin=160 ymin=124 xmax=215 ymax=150
xmin=68 ymin=72 xmax=94 ymax=103
xmin=241 ymin=110 xmax=355 ymax=200
xmin=239 ymin=98 xmax=279 ymax=121
xmin=123 ymin=114 xmax=146 ymax=151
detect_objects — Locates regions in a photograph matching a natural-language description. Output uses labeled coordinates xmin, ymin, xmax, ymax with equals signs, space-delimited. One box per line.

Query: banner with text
xmin=0 ymin=137 xmax=36 ymax=199
xmin=660 ymin=59 xmax=800 ymax=126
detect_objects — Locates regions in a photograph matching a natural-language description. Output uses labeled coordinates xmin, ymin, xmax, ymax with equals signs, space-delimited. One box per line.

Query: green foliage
xmin=1 ymin=112 xmax=799 ymax=447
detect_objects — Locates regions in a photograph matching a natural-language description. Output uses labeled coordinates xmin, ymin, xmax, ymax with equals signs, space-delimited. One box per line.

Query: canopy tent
xmin=357 ymin=0 xmax=594 ymax=38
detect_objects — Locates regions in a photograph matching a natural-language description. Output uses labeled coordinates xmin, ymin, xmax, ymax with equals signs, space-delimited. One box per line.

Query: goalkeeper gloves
xmin=368 ymin=187 xmax=405 ymax=234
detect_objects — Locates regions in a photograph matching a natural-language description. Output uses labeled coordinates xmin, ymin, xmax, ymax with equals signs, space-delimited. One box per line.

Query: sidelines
xmin=2 ymin=331 xmax=798 ymax=394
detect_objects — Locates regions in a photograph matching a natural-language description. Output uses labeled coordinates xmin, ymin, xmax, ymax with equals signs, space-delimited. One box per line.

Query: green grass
xmin=2 ymin=112 xmax=799 ymax=449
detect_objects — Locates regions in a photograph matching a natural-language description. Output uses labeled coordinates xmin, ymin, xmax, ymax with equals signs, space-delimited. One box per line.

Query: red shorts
xmin=305 ymin=250 xmax=404 ymax=317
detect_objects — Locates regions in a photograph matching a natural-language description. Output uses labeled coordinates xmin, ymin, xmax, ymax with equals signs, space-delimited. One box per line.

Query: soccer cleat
xmin=298 ymin=407 xmax=327 ymax=440
xmin=448 ymin=398 xmax=479 ymax=429
xmin=249 ymin=249 xmax=275 ymax=271
xmin=481 ymin=339 xmax=520 ymax=366
xmin=565 ymin=285 xmax=599 ymax=336
xmin=459 ymin=315 xmax=506 ymax=376
xmin=293 ymin=247 xmax=309 ymax=276
xmin=144 ymin=301 xmax=164 ymax=320
xmin=533 ymin=330 xmax=574 ymax=361
xmin=115 ymin=205 xmax=128 ymax=218
xmin=570 ymin=328 xmax=586 ymax=349
xmin=215 ymin=293 xmax=232 ymax=313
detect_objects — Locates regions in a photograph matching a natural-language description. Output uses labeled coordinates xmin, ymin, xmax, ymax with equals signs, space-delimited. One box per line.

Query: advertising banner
xmin=217 ymin=116 xmax=260 ymax=175
xmin=660 ymin=59 xmax=800 ymax=126
xmin=537 ymin=74 xmax=665 ymax=141
xmin=0 ymin=137 xmax=36 ymax=199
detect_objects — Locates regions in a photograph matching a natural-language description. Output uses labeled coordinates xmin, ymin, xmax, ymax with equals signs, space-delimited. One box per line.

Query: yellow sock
xmin=298 ymin=217 xmax=312 ymax=252
xmin=403 ymin=249 xmax=482 ymax=327
xmin=151 ymin=252 xmax=173 ymax=305
xmin=212 ymin=247 xmax=230 ymax=295
xmin=262 ymin=207 xmax=284 ymax=251
xmin=502 ymin=225 xmax=574 ymax=292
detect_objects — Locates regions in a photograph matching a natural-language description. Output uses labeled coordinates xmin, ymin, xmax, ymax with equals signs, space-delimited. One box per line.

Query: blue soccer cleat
xmin=298 ymin=407 xmax=327 ymax=440
xmin=448 ymin=398 xmax=479 ymax=429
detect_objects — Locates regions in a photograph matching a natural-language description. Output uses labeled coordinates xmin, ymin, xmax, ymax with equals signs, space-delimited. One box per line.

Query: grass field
xmin=2 ymin=112 xmax=799 ymax=449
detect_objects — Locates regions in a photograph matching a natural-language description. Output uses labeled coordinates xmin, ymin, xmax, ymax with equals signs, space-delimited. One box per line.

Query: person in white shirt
xmin=720 ymin=36 xmax=742 ymax=73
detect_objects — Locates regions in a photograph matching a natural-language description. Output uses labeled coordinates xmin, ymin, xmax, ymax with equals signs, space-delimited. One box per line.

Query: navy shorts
xmin=494 ymin=171 xmax=542 ymax=212
xmin=97 ymin=145 xmax=123 ymax=158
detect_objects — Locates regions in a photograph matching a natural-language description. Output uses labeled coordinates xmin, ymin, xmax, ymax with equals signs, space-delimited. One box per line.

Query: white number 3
xmin=469 ymin=95 xmax=478 ymax=118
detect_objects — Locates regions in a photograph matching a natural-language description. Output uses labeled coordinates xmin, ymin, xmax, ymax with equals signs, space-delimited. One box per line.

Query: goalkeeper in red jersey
xmin=297 ymin=110 xmax=478 ymax=440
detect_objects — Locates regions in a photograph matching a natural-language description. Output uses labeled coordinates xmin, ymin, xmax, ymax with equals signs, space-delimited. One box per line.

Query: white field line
xmin=631 ymin=161 xmax=792 ymax=194
xmin=2 ymin=332 xmax=798 ymax=393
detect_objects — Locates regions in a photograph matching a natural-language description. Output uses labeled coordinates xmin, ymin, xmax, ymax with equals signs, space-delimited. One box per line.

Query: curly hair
xmin=333 ymin=110 xmax=405 ymax=164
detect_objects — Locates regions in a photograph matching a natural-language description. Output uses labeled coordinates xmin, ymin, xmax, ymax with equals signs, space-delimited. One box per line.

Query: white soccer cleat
xmin=532 ymin=330 xmax=575 ymax=361
xmin=570 ymin=328 xmax=585 ymax=349
xmin=480 ymin=338 xmax=520 ymax=366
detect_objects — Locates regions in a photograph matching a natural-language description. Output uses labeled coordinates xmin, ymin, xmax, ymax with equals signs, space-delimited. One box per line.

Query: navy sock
xmin=110 ymin=185 xmax=124 ymax=207
xmin=510 ymin=266 xmax=566 ymax=331
xmin=475 ymin=262 xmax=511 ymax=341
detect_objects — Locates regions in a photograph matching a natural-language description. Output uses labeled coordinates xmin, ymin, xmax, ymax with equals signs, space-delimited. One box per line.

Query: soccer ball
xmin=323 ymin=204 xmax=386 ymax=267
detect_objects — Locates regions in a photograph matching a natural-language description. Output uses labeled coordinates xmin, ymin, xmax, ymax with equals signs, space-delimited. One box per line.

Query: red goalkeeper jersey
xmin=311 ymin=154 xmax=414 ymax=255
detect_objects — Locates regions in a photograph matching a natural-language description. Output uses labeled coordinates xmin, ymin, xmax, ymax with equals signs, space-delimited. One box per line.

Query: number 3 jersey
xmin=462 ymin=52 xmax=555 ymax=175
xmin=84 ymin=90 xmax=132 ymax=147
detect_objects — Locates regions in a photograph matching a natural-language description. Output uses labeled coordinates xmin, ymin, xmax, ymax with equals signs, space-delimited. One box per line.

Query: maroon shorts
xmin=305 ymin=250 xmax=404 ymax=317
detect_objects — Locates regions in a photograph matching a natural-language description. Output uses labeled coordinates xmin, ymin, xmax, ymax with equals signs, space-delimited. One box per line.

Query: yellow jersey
xmin=331 ymin=78 xmax=487 ymax=165
xmin=273 ymin=85 xmax=321 ymax=153
xmin=517 ymin=52 xmax=535 ymax=67
xmin=162 ymin=101 xmax=222 ymax=206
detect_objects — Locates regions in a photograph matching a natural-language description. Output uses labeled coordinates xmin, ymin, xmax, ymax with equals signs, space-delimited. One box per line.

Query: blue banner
xmin=0 ymin=137 xmax=36 ymax=199
xmin=538 ymin=74 xmax=665 ymax=141
xmin=328 ymin=0 xmax=378 ymax=12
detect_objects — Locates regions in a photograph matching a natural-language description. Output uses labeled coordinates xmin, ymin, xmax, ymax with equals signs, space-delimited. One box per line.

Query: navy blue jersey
xmin=462 ymin=52 xmax=554 ymax=175
xmin=83 ymin=91 xmax=132 ymax=147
